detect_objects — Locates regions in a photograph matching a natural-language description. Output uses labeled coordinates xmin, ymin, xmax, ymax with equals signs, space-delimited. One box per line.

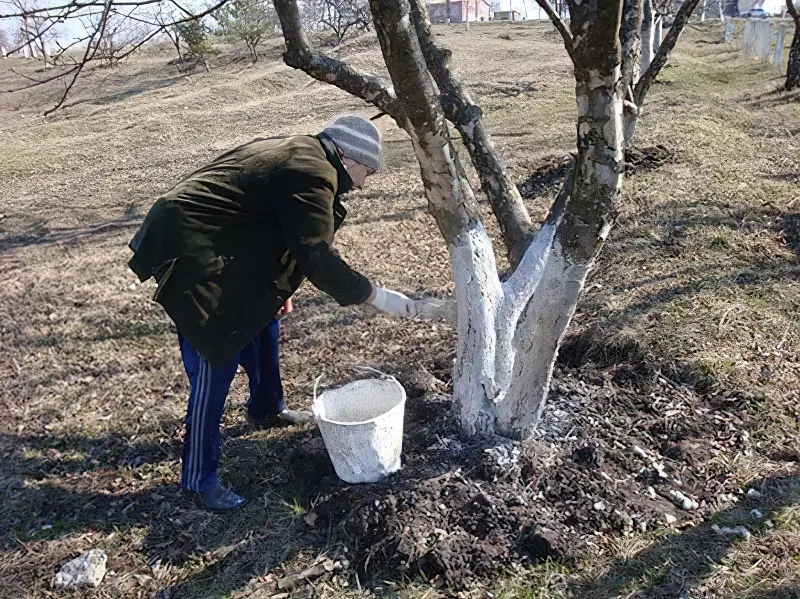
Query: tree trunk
xmin=458 ymin=0 xmax=625 ymax=439
xmin=719 ymin=0 xmax=725 ymax=22
xmin=700 ymin=0 xmax=707 ymax=21
xmin=620 ymin=0 xmax=642 ymax=148
xmin=409 ymin=0 xmax=535 ymax=266
xmin=641 ymin=0 xmax=655 ymax=71
xmin=788 ymin=21 xmax=800 ymax=90
xmin=787 ymin=1 xmax=800 ymax=91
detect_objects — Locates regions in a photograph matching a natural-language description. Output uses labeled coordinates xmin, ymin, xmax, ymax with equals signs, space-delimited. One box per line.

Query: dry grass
xmin=1 ymin=20 xmax=798 ymax=599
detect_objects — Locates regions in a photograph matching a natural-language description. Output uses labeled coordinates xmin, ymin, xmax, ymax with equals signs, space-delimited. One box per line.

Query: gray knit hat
xmin=321 ymin=115 xmax=382 ymax=172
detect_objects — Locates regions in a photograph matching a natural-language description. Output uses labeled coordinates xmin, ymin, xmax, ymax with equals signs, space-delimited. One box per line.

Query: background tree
xmin=304 ymin=0 xmax=371 ymax=44
xmin=175 ymin=18 xmax=216 ymax=71
xmin=0 ymin=0 xmax=231 ymax=113
xmin=0 ymin=26 xmax=9 ymax=54
xmin=538 ymin=0 xmax=700 ymax=147
xmin=9 ymin=0 xmax=59 ymax=63
xmin=787 ymin=0 xmax=799 ymax=91
xmin=215 ymin=0 xmax=277 ymax=62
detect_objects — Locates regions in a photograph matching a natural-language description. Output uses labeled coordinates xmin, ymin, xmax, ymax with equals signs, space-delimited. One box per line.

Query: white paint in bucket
xmin=313 ymin=376 xmax=406 ymax=484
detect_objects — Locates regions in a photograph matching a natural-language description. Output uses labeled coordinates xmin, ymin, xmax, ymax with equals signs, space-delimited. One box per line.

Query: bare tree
xmin=216 ymin=0 xmax=277 ymax=61
xmin=0 ymin=0 xmax=232 ymax=114
xmin=787 ymin=0 xmax=800 ymax=91
xmin=273 ymin=0 xmax=706 ymax=439
xmin=0 ymin=26 xmax=9 ymax=55
xmin=304 ymin=0 xmax=371 ymax=44
xmin=9 ymin=0 xmax=58 ymax=62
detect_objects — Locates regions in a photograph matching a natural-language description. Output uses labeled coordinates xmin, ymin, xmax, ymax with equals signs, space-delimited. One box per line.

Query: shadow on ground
xmin=569 ymin=474 xmax=800 ymax=599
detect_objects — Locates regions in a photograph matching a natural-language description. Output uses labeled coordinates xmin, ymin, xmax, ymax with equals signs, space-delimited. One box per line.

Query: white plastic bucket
xmin=312 ymin=376 xmax=406 ymax=484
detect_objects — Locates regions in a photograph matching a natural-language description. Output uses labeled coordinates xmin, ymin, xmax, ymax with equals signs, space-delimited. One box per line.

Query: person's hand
xmin=277 ymin=297 xmax=293 ymax=318
xmin=367 ymin=286 xmax=416 ymax=319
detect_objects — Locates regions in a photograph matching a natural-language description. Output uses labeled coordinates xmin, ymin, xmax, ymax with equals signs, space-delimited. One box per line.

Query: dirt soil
xmin=1 ymin=20 xmax=799 ymax=599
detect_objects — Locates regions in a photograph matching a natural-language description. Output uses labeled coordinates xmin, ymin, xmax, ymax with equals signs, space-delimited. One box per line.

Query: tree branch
xmin=44 ymin=0 xmax=114 ymax=115
xmin=273 ymin=0 xmax=404 ymax=122
xmin=619 ymin=0 xmax=643 ymax=90
xmin=535 ymin=0 xmax=575 ymax=62
xmin=787 ymin=0 xmax=799 ymax=22
xmin=408 ymin=0 xmax=534 ymax=267
xmin=633 ymin=0 xmax=701 ymax=106
xmin=369 ymin=0 xmax=480 ymax=245
xmin=0 ymin=0 xmax=163 ymax=18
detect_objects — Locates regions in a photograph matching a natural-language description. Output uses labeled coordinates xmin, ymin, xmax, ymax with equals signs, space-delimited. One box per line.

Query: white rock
xmin=747 ymin=489 xmax=762 ymax=499
xmin=751 ymin=509 xmax=764 ymax=519
xmin=593 ymin=501 xmax=606 ymax=511
xmin=646 ymin=486 xmax=657 ymax=500
xmin=711 ymin=524 xmax=751 ymax=540
xmin=54 ymin=549 xmax=107 ymax=589
xmin=669 ymin=489 xmax=699 ymax=511
xmin=664 ymin=513 xmax=678 ymax=524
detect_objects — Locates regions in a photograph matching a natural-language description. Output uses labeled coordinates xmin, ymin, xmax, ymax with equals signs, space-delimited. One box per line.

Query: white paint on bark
xmin=641 ymin=0 xmax=655 ymax=72
xmin=653 ymin=17 xmax=663 ymax=51
xmin=743 ymin=19 xmax=756 ymax=55
xmin=755 ymin=20 xmax=773 ymax=62
xmin=451 ymin=221 xmax=503 ymax=435
xmin=493 ymin=240 xmax=591 ymax=438
xmin=774 ymin=25 xmax=787 ymax=68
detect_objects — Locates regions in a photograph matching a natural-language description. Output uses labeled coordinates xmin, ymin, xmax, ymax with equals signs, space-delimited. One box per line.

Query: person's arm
xmin=276 ymin=173 xmax=372 ymax=305
xmin=276 ymin=173 xmax=415 ymax=318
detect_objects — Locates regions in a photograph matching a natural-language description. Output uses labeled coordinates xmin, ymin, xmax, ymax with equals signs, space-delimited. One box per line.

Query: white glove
xmin=368 ymin=287 xmax=417 ymax=319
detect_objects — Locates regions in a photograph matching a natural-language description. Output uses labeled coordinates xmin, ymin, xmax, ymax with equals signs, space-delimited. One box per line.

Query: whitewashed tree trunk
xmin=654 ymin=16 xmax=663 ymax=50
xmin=641 ymin=0 xmax=656 ymax=71
xmin=774 ymin=24 xmax=787 ymax=68
xmin=719 ymin=0 xmax=725 ymax=22
xmin=743 ymin=19 xmax=756 ymax=55
xmin=755 ymin=20 xmax=773 ymax=61
xmin=700 ymin=0 xmax=707 ymax=21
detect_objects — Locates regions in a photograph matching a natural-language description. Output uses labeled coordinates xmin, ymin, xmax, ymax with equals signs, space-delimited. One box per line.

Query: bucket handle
xmin=313 ymin=372 xmax=325 ymax=405
xmin=313 ymin=366 xmax=401 ymax=404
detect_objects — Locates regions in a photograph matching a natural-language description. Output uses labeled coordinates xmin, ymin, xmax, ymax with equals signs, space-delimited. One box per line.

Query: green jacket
xmin=128 ymin=134 xmax=372 ymax=369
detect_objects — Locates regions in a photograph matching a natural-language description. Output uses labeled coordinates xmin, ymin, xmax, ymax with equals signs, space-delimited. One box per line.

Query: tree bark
xmin=620 ymin=0 xmax=643 ymax=89
xmin=458 ymin=0 xmax=625 ymax=439
xmin=787 ymin=0 xmax=800 ymax=91
xmin=620 ymin=0 xmax=642 ymax=148
xmin=700 ymin=0 xmax=707 ymax=22
xmin=641 ymin=0 xmax=655 ymax=71
xmin=409 ymin=0 xmax=535 ymax=266
xmin=368 ymin=0 xmax=479 ymax=245
xmin=275 ymin=0 xmax=627 ymax=440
